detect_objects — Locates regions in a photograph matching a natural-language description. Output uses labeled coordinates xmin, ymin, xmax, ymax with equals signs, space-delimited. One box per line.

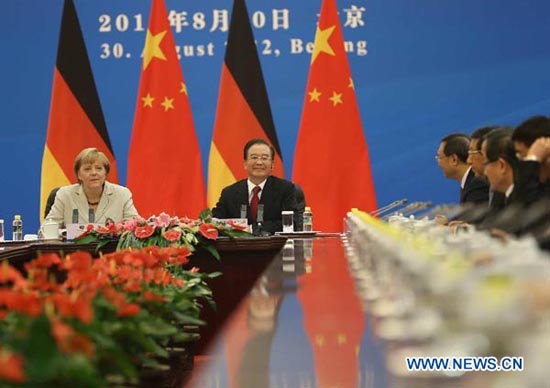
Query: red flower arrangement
xmin=0 ymin=247 xmax=218 ymax=386
xmin=74 ymin=209 xmax=251 ymax=260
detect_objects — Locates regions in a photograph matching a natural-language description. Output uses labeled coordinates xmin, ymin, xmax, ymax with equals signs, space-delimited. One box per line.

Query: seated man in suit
xmin=473 ymin=126 xmax=511 ymax=211
xmin=481 ymin=128 xmax=518 ymax=206
xmin=212 ymin=139 xmax=300 ymax=234
xmin=436 ymin=133 xmax=489 ymax=205
xmin=511 ymin=115 xmax=550 ymax=205
xmin=467 ymin=126 xmax=497 ymax=178
xmin=447 ymin=127 xmax=507 ymax=226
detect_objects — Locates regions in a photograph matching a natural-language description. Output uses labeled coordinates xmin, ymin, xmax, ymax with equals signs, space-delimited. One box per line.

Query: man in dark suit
xmin=212 ymin=139 xmax=299 ymax=234
xmin=467 ymin=126 xmax=497 ymax=178
xmin=436 ymin=133 xmax=489 ymax=205
xmin=481 ymin=128 xmax=517 ymax=206
xmin=511 ymin=115 xmax=550 ymax=205
xmin=469 ymin=126 xmax=508 ymax=212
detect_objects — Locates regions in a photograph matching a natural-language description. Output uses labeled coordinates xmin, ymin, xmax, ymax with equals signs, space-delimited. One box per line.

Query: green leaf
xmin=139 ymin=319 xmax=178 ymax=337
xmin=201 ymin=242 xmax=220 ymax=260
xmin=96 ymin=238 xmax=115 ymax=253
xmin=72 ymin=233 xmax=100 ymax=244
xmin=171 ymin=312 xmax=205 ymax=326
xmin=22 ymin=314 xmax=62 ymax=381
xmin=198 ymin=208 xmax=212 ymax=222
xmin=221 ymin=228 xmax=254 ymax=238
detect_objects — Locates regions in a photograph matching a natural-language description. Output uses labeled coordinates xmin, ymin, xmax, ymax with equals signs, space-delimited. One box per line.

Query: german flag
xmin=41 ymin=0 xmax=118 ymax=219
xmin=207 ymin=0 xmax=284 ymax=208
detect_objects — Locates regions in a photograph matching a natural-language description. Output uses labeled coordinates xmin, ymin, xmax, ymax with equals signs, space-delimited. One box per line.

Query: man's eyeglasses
xmin=434 ymin=154 xmax=449 ymax=160
xmin=248 ymin=155 xmax=272 ymax=162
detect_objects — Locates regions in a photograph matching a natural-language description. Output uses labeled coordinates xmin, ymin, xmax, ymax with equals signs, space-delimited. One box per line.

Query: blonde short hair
xmin=74 ymin=147 xmax=110 ymax=179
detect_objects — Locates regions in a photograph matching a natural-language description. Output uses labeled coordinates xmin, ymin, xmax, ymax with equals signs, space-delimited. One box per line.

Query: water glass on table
xmin=281 ymin=210 xmax=294 ymax=233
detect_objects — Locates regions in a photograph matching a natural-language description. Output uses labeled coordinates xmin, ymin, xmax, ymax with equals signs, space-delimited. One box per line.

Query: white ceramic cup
xmin=41 ymin=220 xmax=60 ymax=240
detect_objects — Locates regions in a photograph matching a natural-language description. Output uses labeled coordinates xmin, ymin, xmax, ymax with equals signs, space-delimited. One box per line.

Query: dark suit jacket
xmin=212 ymin=176 xmax=299 ymax=233
xmin=460 ymin=169 xmax=489 ymax=205
xmin=509 ymin=160 xmax=550 ymax=207
xmin=474 ymin=191 xmax=507 ymax=228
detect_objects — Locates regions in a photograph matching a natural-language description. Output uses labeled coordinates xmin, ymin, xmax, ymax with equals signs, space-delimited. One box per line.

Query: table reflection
xmin=185 ymin=237 xmax=385 ymax=388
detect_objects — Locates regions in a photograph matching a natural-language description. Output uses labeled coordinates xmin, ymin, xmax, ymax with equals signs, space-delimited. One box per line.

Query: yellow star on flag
xmin=143 ymin=29 xmax=167 ymax=70
xmin=337 ymin=333 xmax=347 ymax=345
xmin=311 ymin=25 xmax=335 ymax=64
xmin=161 ymin=96 xmax=174 ymax=112
xmin=142 ymin=93 xmax=154 ymax=108
xmin=315 ymin=334 xmax=326 ymax=348
xmin=329 ymin=91 xmax=343 ymax=106
xmin=348 ymin=77 xmax=355 ymax=89
xmin=308 ymin=88 xmax=322 ymax=102
xmin=180 ymin=82 xmax=188 ymax=95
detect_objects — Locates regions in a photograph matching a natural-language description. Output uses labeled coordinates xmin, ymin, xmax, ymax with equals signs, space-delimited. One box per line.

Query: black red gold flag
xmin=41 ymin=0 xmax=118 ymax=219
xmin=207 ymin=0 xmax=284 ymax=208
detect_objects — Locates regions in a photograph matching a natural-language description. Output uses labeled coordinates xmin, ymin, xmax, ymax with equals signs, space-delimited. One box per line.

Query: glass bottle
xmin=303 ymin=207 xmax=313 ymax=232
xmin=12 ymin=215 xmax=23 ymax=241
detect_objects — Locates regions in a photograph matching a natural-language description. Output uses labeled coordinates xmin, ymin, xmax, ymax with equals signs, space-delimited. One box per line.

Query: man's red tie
xmin=250 ymin=186 xmax=261 ymax=223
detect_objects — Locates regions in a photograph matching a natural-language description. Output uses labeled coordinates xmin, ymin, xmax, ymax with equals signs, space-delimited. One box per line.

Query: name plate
xmin=66 ymin=223 xmax=100 ymax=240
xmin=212 ymin=218 xmax=250 ymax=232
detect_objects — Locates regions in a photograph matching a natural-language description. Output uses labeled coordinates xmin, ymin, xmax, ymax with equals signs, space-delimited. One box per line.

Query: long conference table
xmin=1 ymin=235 xmax=531 ymax=387
xmin=185 ymin=235 xmax=387 ymax=387
xmin=184 ymin=235 xmax=532 ymax=388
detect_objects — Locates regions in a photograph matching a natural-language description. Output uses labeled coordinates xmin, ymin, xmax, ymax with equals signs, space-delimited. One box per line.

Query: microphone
xmin=88 ymin=208 xmax=95 ymax=224
xmin=407 ymin=201 xmax=433 ymax=216
xmin=370 ymin=198 xmax=408 ymax=217
xmin=386 ymin=201 xmax=432 ymax=218
xmin=417 ymin=203 xmax=466 ymax=220
xmin=240 ymin=204 xmax=247 ymax=219
xmin=72 ymin=209 xmax=79 ymax=224
xmin=253 ymin=204 xmax=266 ymax=236
xmin=257 ymin=204 xmax=264 ymax=223
xmin=446 ymin=203 xmax=489 ymax=224
xmin=517 ymin=198 xmax=550 ymax=237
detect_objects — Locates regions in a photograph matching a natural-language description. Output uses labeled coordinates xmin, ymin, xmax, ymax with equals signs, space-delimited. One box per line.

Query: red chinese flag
xmin=41 ymin=0 xmax=118 ymax=220
xmin=292 ymin=0 xmax=377 ymax=232
xmin=297 ymin=241 xmax=365 ymax=387
xmin=207 ymin=0 xmax=284 ymax=208
xmin=127 ymin=0 xmax=206 ymax=218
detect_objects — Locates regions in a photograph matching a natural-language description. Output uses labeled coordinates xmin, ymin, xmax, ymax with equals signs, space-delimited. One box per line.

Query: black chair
xmin=294 ymin=184 xmax=306 ymax=213
xmin=44 ymin=187 xmax=60 ymax=219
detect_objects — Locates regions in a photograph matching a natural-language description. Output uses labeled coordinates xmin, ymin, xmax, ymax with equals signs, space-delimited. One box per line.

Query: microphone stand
xmin=252 ymin=204 xmax=266 ymax=236
xmin=399 ymin=201 xmax=433 ymax=217
xmin=383 ymin=201 xmax=432 ymax=220
xmin=370 ymin=198 xmax=408 ymax=217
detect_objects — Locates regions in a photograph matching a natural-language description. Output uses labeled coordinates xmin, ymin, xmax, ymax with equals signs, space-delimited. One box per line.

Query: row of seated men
xmin=436 ymin=115 xmax=550 ymax=249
